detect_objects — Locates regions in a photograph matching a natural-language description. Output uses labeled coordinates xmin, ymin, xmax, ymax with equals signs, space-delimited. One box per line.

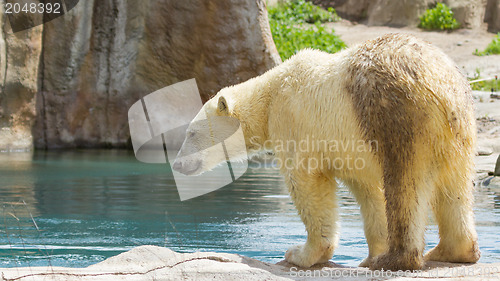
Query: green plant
xmin=268 ymin=0 xmax=345 ymax=61
xmin=270 ymin=21 xmax=346 ymax=60
xmin=473 ymin=68 xmax=481 ymax=80
xmin=474 ymin=33 xmax=500 ymax=56
xmin=470 ymin=77 xmax=500 ymax=91
xmin=418 ymin=3 xmax=460 ymax=31
xmin=268 ymin=0 xmax=340 ymax=24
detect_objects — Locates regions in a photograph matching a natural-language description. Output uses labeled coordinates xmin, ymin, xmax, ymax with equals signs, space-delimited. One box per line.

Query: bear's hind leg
xmin=425 ymin=173 xmax=480 ymax=263
xmin=284 ymin=170 xmax=338 ymax=267
xmin=345 ymin=179 xmax=388 ymax=267
xmin=370 ymin=173 xmax=432 ymax=271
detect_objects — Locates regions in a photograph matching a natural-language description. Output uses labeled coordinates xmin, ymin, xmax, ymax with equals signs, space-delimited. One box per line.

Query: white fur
xmin=175 ymin=34 xmax=479 ymax=269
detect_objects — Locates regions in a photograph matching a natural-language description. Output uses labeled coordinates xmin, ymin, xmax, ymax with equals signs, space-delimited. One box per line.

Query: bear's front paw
xmin=424 ymin=243 xmax=480 ymax=263
xmin=369 ymin=252 xmax=423 ymax=271
xmin=285 ymin=243 xmax=332 ymax=267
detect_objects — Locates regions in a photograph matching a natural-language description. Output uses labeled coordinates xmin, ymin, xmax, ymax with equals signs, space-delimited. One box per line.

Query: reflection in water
xmin=0 ymin=150 xmax=499 ymax=268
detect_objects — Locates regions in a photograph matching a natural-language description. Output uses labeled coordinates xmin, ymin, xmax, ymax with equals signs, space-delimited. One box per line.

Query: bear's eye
xmin=188 ymin=131 xmax=196 ymax=138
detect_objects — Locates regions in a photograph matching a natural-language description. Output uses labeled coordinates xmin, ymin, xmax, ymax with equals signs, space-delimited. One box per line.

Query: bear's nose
xmin=173 ymin=161 xmax=182 ymax=172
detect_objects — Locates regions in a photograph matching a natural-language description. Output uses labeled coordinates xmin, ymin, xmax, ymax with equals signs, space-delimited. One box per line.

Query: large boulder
xmin=317 ymin=0 xmax=372 ymax=23
xmin=312 ymin=0 xmax=433 ymax=26
xmin=486 ymin=0 xmax=500 ymax=32
xmin=366 ymin=0 xmax=433 ymax=27
xmin=312 ymin=0 xmax=487 ymax=28
xmin=1 ymin=0 xmax=280 ymax=150
xmin=444 ymin=0 xmax=487 ymax=29
xmin=1 ymin=245 xmax=499 ymax=280
xmin=0 ymin=9 xmax=43 ymax=152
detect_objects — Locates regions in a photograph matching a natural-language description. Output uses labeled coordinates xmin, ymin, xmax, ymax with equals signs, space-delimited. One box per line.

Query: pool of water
xmin=0 ymin=150 xmax=498 ymax=268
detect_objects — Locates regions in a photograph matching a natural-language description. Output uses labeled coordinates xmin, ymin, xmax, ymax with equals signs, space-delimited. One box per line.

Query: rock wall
xmin=2 ymin=0 xmax=498 ymax=151
xmin=313 ymin=0 xmax=492 ymax=29
xmin=486 ymin=0 xmax=500 ymax=32
xmin=311 ymin=0 xmax=432 ymax=26
xmin=0 ymin=7 xmax=43 ymax=152
xmin=445 ymin=0 xmax=487 ymax=29
xmin=366 ymin=0 xmax=434 ymax=27
xmin=0 ymin=0 xmax=280 ymax=150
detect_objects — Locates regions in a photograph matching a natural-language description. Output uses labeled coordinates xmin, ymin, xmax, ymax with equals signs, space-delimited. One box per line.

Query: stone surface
xmin=475 ymin=153 xmax=500 ymax=180
xmin=495 ymin=154 xmax=500 ymax=176
xmin=313 ymin=0 xmax=373 ymax=23
xmin=366 ymin=0 xmax=433 ymax=27
xmin=474 ymin=91 xmax=500 ymax=155
xmin=485 ymin=0 xmax=500 ymax=32
xmin=444 ymin=0 xmax=487 ymax=29
xmin=0 ymin=246 xmax=292 ymax=281
xmin=0 ymin=9 xmax=43 ymax=152
xmin=0 ymin=246 xmax=499 ymax=280
xmin=34 ymin=0 xmax=280 ymax=149
xmin=477 ymin=146 xmax=493 ymax=155
xmin=1 ymin=0 xmax=280 ymax=150
xmin=312 ymin=0 xmax=432 ymax=25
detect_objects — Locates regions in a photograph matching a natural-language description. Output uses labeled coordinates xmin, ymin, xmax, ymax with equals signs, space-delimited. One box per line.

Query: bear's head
xmin=172 ymin=88 xmax=251 ymax=176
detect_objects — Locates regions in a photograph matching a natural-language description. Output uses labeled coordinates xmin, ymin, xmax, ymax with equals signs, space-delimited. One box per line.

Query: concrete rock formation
xmin=1 ymin=0 xmax=499 ymax=151
xmin=0 ymin=10 xmax=43 ymax=152
xmin=446 ymin=0 xmax=487 ymax=29
xmin=486 ymin=0 xmax=500 ymax=32
xmin=495 ymin=154 xmax=500 ymax=176
xmin=0 ymin=0 xmax=280 ymax=150
xmin=313 ymin=0 xmax=492 ymax=29
xmin=337 ymin=0 xmax=433 ymax=27
xmin=0 ymin=245 xmax=499 ymax=280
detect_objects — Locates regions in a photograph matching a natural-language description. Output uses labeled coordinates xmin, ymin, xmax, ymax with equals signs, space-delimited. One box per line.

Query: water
xmin=0 ymin=150 xmax=498 ymax=268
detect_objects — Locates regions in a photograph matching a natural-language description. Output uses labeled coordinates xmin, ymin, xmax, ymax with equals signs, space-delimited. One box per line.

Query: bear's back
xmin=342 ymin=33 xmax=475 ymax=176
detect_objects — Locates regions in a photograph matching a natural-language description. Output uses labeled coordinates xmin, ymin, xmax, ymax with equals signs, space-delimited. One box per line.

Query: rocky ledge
xmin=0 ymin=245 xmax=499 ymax=281
xmin=474 ymin=91 xmax=500 ymax=186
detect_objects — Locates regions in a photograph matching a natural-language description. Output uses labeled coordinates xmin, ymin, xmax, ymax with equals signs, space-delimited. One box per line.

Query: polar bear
xmin=173 ymin=33 xmax=480 ymax=270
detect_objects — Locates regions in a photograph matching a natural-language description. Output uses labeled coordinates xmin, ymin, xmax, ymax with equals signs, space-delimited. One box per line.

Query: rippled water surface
xmin=0 ymin=150 xmax=498 ymax=268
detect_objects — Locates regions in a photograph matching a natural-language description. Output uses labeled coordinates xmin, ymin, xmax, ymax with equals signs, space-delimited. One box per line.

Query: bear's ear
xmin=217 ymin=96 xmax=229 ymax=115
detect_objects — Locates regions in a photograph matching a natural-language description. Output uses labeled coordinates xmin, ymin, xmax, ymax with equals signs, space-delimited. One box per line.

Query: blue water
xmin=0 ymin=150 xmax=498 ymax=268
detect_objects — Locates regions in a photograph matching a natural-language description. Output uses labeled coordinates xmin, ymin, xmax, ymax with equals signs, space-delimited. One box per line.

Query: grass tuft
xmin=268 ymin=0 xmax=346 ymax=61
xmin=474 ymin=33 xmax=500 ymax=56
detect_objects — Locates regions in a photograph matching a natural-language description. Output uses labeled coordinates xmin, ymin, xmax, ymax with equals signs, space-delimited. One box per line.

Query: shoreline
xmin=1 ymin=245 xmax=499 ymax=280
